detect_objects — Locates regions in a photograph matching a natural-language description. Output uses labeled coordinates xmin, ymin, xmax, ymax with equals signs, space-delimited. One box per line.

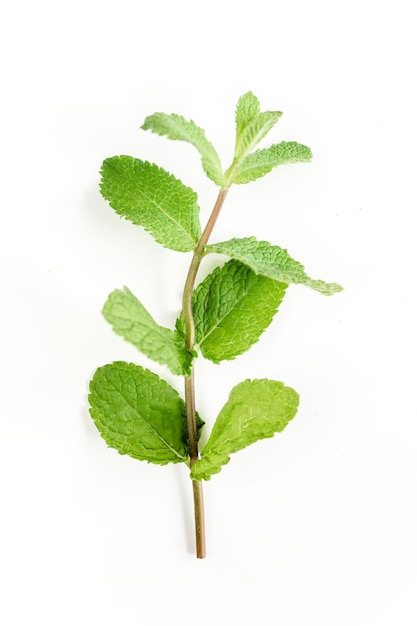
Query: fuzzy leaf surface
xmin=100 ymin=156 xmax=201 ymax=251
xmin=102 ymin=287 xmax=194 ymax=376
xmin=177 ymin=260 xmax=287 ymax=363
xmin=141 ymin=113 xmax=226 ymax=186
xmin=191 ymin=379 xmax=299 ymax=480
xmin=89 ymin=362 xmax=190 ymax=465
xmin=206 ymin=237 xmax=343 ymax=295
xmin=231 ymin=141 xmax=313 ymax=184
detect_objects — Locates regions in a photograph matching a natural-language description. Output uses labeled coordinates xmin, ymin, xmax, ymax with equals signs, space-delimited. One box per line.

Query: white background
xmin=1 ymin=1 xmax=416 ymax=624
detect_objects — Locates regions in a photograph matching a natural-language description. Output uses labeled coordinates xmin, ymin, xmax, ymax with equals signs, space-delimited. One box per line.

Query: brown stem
xmin=182 ymin=187 xmax=229 ymax=558
xmin=182 ymin=188 xmax=229 ymax=350
xmin=192 ymin=479 xmax=206 ymax=558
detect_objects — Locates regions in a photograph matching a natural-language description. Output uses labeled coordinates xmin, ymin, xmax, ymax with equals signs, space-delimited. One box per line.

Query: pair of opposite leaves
xmin=88 ymin=92 xmax=342 ymax=481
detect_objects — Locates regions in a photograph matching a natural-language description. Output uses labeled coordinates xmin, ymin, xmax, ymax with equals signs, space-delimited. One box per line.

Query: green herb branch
xmin=88 ymin=92 xmax=342 ymax=559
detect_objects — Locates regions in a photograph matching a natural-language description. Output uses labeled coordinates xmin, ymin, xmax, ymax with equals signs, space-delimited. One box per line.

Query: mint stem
xmin=182 ymin=187 xmax=229 ymax=558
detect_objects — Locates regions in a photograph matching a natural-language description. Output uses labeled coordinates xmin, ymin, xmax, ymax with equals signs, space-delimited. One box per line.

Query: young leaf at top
xmin=102 ymin=287 xmax=195 ymax=376
xmin=191 ymin=379 xmax=299 ymax=481
xmin=89 ymin=362 xmax=190 ymax=465
xmin=233 ymin=110 xmax=282 ymax=163
xmin=206 ymin=237 xmax=343 ymax=295
xmin=225 ymin=92 xmax=282 ymax=187
xmin=231 ymin=141 xmax=313 ymax=184
xmin=100 ymin=156 xmax=201 ymax=252
xmin=176 ymin=260 xmax=287 ymax=364
xmin=141 ymin=113 xmax=226 ymax=187
xmin=234 ymin=91 xmax=261 ymax=146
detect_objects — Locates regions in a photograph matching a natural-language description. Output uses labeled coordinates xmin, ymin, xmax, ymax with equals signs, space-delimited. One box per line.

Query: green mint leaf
xmin=102 ymin=287 xmax=194 ymax=376
xmin=100 ymin=156 xmax=202 ymax=252
xmin=206 ymin=237 xmax=343 ymax=295
xmin=235 ymin=91 xmax=261 ymax=147
xmin=177 ymin=260 xmax=287 ymax=363
xmin=89 ymin=362 xmax=190 ymax=465
xmin=231 ymin=141 xmax=313 ymax=184
xmin=191 ymin=379 xmax=299 ymax=481
xmin=141 ymin=113 xmax=226 ymax=187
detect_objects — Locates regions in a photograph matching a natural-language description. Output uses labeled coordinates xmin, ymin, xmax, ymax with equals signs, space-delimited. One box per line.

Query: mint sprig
xmin=89 ymin=92 xmax=342 ymax=558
